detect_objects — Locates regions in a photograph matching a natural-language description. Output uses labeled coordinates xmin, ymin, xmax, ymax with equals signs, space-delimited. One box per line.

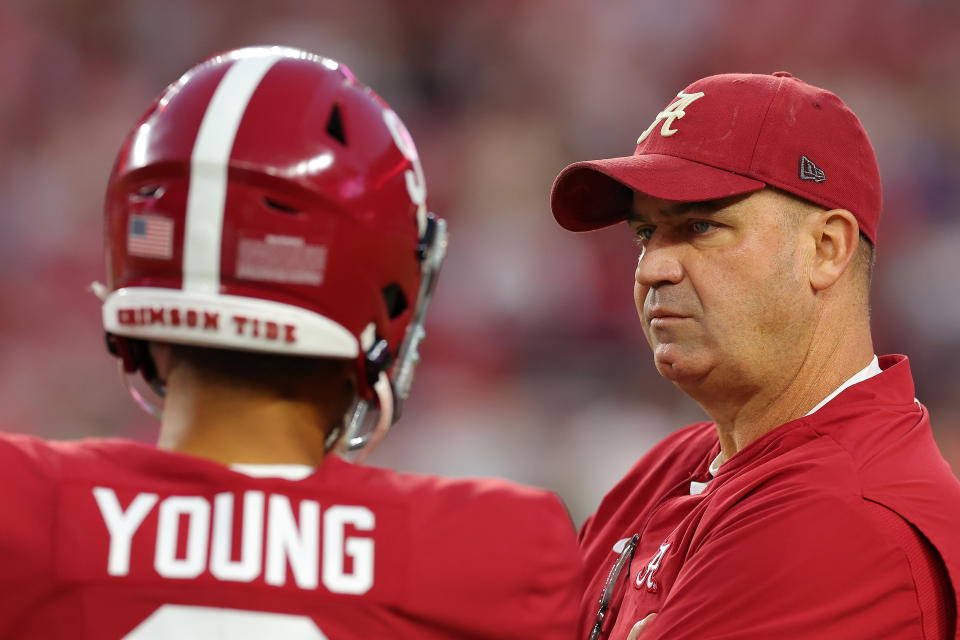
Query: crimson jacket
xmin=579 ymin=355 xmax=960 ymax=639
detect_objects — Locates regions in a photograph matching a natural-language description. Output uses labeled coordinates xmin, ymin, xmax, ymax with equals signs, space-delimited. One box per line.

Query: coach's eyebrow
xmin=627 ymin=200 xmax=718 ymax=223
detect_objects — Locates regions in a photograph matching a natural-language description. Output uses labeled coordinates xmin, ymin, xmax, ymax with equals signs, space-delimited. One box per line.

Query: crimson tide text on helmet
xmin=100 ymin=46 xmax=447 ymax=456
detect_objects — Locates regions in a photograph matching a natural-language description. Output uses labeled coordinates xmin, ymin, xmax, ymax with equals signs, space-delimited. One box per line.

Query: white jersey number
xmin=123 ymin=605 xmax=328 ymax=639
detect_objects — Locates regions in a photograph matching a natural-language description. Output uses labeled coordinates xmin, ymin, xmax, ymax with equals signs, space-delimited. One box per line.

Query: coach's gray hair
xmin=774 ymin=187 xmax=874 ymax=307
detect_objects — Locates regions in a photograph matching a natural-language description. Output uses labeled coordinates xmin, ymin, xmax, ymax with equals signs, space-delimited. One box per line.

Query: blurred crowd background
xmin=2 ymin=0 xmax=958 ymax=525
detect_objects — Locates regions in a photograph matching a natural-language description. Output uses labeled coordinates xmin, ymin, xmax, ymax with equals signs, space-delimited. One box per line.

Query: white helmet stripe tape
xmin=183 ymin=55 xmax=281 ymax=294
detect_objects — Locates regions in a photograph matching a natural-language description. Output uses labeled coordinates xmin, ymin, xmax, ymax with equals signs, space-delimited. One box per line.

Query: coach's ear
xmin=807 ymin=208 xmax=859 ymax=292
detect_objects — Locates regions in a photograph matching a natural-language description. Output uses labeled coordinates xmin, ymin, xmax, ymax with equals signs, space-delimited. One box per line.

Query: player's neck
xmin=698 ymin=320 xmax=874 ymax=465
xmin=156 ymin=368 xmax=337 ymax=468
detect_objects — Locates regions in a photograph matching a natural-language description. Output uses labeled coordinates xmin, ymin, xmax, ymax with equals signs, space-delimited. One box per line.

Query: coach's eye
xmin=691 ymin=220 xmax=715 ymax=234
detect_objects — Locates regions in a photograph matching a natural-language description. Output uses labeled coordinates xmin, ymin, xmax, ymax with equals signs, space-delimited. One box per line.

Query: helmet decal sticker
xmin=128 ymin=215 xmax=174 ymax=260
xmin=235 ymin=235 xmax=328 ymax=286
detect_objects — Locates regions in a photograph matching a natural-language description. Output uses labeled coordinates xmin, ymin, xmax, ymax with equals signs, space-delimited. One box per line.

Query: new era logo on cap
xmin=799 ymin=155 xmax=826 ymax=183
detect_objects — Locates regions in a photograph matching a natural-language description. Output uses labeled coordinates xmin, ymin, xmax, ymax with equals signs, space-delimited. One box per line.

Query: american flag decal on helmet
xmin=128 ymin=215 xmax=174 ymax=259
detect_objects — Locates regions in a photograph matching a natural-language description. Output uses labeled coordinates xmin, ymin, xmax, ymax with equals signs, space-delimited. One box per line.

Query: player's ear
xmin=807 ymin=208 xmax=860 ymax=292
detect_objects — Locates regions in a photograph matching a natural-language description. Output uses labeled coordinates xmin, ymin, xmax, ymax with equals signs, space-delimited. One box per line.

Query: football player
xmin=0 ymin=46 xmax=581 ymax=639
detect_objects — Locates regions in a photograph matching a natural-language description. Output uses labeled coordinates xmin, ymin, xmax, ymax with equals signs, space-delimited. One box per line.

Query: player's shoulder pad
xmin=0 ymin=432 xmax=142 ymax=483
xmin=0 ymin=431 xmax=64 ymax=475
xmin=364 ymin=467 xmax=582 ymax=637
xmin=343 ymin=461 xmax=577 ymax=562
xmin=365 ymin=464 xmax=577 ymax=536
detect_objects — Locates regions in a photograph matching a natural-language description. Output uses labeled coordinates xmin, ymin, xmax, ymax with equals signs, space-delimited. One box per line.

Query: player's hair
xmin=166 ymin=344 xmax=355 ymax=404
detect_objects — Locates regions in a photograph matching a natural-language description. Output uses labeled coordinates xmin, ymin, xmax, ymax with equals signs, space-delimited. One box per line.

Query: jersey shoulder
xmin=0 ymin=432 xmax=114 ymax=604
xmin=0 ymin=431 xmax=69 ymax=472
xmin=0 ymin=431 xmax=106 ymax=491
xmin=324 ymin=459 xmax=583 ymax=638
xmin=0 ymin=431 xmax=155 ymax=471
xmin=324 ymin=455 xmax=574 ymax=527
xmin=328 ymin=457 xmax=579 ymax=566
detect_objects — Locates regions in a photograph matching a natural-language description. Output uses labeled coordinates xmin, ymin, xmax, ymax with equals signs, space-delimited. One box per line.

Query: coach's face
xmin=629 ymin=188 xmax=814 ymax=395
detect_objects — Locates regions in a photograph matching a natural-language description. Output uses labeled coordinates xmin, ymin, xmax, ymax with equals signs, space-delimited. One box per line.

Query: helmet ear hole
xmin=130 ymin=339 xmax=159 ymax=384
xmin=106 ymin=333 xmax=138 ymax=373
xmin=326 ymin=104 xmax=347 ymax=145
xmin=104 ymin=335 xmax=159 ymax=384
xmin=132 ymin=184 xmax=164 ymax=200
xmin=263 ymin=197 xmax=299 ymax=214
xmin=382 ymin=283 xmax=408 ymax=319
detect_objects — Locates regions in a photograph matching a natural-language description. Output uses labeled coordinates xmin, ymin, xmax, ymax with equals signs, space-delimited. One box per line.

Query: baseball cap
xmin=550 ymin=72 xmax=882 ymax=244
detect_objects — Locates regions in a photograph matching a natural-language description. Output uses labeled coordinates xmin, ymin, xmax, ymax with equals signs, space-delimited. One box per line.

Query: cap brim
xmin=550 ymin=154 xmax=767 ymax=232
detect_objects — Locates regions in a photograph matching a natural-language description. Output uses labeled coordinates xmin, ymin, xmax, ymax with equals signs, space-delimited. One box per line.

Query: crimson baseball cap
xmin=550 ymin=72 xmax=882 ymax=244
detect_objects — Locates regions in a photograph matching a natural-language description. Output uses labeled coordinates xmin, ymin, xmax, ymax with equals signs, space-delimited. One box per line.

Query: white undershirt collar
xmin=230 ymin=463 xmax=314 ymax=480
xmin=804 ymin=355 xmax=881 ymax=416
xmin=690 ymin=355 xmax=882 ymax=496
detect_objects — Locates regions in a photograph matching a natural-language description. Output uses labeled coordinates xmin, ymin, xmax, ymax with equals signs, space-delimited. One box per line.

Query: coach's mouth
xmin=647 ymin=308 xmax=690 ymax=325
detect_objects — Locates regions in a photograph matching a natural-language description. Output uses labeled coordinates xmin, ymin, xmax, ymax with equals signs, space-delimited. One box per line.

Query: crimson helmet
xmin=101 ymin=46 xmax=447 ymax=453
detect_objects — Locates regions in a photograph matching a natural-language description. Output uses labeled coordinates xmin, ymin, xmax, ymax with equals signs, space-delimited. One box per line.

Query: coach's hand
xmin=626 ymin=613 xmax=656 ymax=639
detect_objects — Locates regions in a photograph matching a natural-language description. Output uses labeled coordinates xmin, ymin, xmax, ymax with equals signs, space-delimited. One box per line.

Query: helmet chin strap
xmin=333 ymin=371 xmax=394 ymax=461
xmin=352 ymin=372 xmax=393 ymax=464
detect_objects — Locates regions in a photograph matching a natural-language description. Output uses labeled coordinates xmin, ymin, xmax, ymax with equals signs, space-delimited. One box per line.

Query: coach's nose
xmin=634 ymin=239 xmax=684 ymax=289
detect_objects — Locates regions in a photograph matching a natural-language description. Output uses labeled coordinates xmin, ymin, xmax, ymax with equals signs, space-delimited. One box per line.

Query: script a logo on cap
xmin=637 ymin=91 xmax=706 ymax=144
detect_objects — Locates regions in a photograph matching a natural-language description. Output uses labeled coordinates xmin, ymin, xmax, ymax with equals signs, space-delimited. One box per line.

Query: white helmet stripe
xmin=183 ymin=54 xmax=281 ymax=294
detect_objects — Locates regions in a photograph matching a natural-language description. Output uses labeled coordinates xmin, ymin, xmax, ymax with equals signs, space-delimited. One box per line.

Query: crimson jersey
xmin=579 ymin=355 xmax=960 ymax=639
xmin=0 ymin=434 xmax=582 ymax=639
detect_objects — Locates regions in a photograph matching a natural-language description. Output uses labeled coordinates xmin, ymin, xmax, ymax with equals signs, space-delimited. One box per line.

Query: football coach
xmin=550 ymin=71 xmax=960 ymax=640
